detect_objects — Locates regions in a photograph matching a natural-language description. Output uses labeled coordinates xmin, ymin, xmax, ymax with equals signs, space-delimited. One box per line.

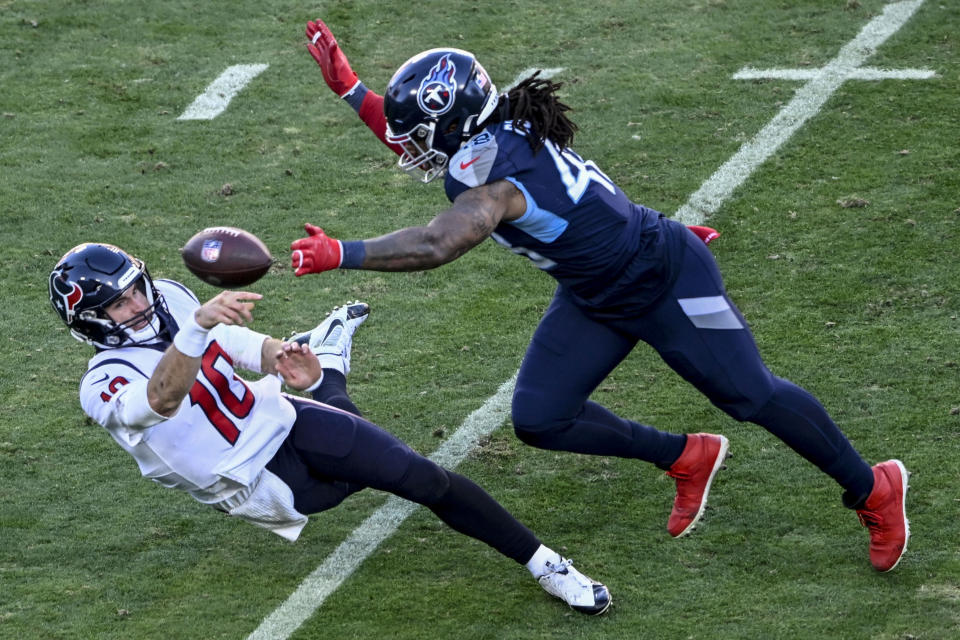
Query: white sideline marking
xmin=177 ymin=64 xmax=269 ymax=121
xmin=250 ymin=2 xmax=928 ymax=637
xmin=247 ymin=373 xmax=517 ymax=640
xmin=675 ymin=0 xmax=928 ymax=225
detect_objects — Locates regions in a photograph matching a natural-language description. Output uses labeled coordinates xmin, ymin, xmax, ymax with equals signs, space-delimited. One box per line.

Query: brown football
xmin=181 ymin=226 xmax=273 ymax=288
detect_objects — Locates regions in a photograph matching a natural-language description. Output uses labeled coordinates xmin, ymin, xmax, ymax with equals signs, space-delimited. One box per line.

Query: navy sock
xmin=310 ymin=369 xmax=361 ymax=416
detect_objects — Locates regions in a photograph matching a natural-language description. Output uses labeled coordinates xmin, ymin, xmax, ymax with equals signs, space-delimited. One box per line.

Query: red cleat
xmin=687 ymin=225 xmax=720 ymax=245
xmin=666 ymin=433 xmax=729 ymax=537
xmin=856 ymin=460 xmax=910 ymax=572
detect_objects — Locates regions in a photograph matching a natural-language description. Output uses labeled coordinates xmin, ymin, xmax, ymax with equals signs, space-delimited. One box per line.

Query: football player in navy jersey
xmin=49 ymin=242 xmax=612 ymax=615
xmin=291 ymin=19 xmax=910 ymax=572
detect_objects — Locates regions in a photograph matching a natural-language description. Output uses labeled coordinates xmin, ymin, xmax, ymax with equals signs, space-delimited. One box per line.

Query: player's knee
xmin=511 ymin=392 xmax=575 ymax=448
xmin=693 ymin=363 xmax=777 ymax=422
xmin=736 ymin=375 xmax=816 ymax=425
xmin=714 ymin=383 xmax=776 ymax=422
xmin=389 ymin=453 xmax=451 ymax=505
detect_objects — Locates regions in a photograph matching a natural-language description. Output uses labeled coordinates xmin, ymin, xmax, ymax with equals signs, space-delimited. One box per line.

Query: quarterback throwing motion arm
xmin=148 ymin=290 xmax=263 ymax=416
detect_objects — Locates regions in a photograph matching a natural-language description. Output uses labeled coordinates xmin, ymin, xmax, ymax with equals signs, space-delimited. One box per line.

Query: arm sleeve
xmin=342 ymin=83 xmax=404 ymax=156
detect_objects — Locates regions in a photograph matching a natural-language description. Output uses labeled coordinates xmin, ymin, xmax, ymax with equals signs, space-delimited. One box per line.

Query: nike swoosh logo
xmin=459 ymin=156 xmax=481 ymax=170
xmin=91 ymin=373 xmax=109 ymax=385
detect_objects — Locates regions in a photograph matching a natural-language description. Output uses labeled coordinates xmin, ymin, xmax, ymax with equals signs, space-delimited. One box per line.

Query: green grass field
xmin=1 ymin=0 xmax=958 ymax=638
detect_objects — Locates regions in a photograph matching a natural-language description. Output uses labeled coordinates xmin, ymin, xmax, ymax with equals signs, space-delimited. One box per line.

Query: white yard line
xmin=508 ymin=67 xmax=566 ymax=88
xmin=249 ymin=2 xmax=927 ymax=637
xmin=247 ymin=373 xmax=517 ymax=640
xmin=732 ymin=67 xmax=935 ymax=81
xmin=177 ymin=64 xmax=269 ymax=121
xmin=675 ymin=0 xmax=927 ymax=225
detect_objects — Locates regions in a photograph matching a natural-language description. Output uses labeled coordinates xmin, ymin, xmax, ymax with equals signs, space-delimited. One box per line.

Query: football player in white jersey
xmin=48 ymin=241 xmax=611 ymax=615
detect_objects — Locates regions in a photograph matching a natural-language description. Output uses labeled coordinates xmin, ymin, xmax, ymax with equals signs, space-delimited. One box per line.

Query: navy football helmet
xmin=49 ymin=243 xmax=171 ymax=349
xmin=384 ymin=48 xmax=499 ymax=182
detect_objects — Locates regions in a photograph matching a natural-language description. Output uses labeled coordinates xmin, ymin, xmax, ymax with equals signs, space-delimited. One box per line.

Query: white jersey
xmin=79 ymin=280 xmax=306 ymax=539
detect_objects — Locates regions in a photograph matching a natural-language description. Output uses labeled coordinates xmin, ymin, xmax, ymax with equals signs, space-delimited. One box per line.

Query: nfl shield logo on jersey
xmin=417 ymin=53 xmax=457 ymax=116
xmin=201 ymin=239 xmax=222 ymax=263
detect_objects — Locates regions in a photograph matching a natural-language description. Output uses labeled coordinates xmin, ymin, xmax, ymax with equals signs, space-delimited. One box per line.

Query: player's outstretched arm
xmin=305 ymin=18 xmax=403 ymax=155
xmin=147 ymin=291 xmax=261 ymax=416
xmin=290 ymin=180 xmax=526 ymax=275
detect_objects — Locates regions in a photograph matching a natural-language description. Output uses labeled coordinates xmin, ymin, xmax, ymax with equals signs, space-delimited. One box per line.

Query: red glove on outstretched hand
xmin=291 ymin=223 xmax=343 ymax=276
xmin=306 ymin=19 xmax=360 ymax=97
xmin=687 ymin=225 xmax=720 ymax=245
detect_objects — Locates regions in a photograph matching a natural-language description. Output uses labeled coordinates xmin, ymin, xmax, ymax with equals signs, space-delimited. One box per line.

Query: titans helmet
xmin=384 ymin=48 xmax=499 ymax=182
xmin=49 ymin=243 xmax=171 ymax=350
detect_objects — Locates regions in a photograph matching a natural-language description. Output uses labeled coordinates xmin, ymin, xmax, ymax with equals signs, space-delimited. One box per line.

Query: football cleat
xmin=291 ymin=301 xmax=370 ymax=375
xmin=856 ymin=459 xmax=910 ymax=572
xmin=537 ymin=558 xmax=611 ymax=616
xmin=666 ymin=433 xmax=729 ymax=537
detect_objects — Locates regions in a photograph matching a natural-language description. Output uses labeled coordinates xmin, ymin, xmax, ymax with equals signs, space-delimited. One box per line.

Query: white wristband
xmin=303 ymin=370 xmax=324 ymax=392
xmin=173 ymin=313 xmax=210 ymax=358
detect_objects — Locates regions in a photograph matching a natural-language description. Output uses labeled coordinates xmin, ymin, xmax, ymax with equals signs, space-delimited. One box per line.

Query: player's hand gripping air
xmin=291 ymin=223 xmax=343 ymax=276
xmin=306 ymin=19 xmax=360 ymax=97
xmin=195 ymin=290 xmax=261 ymax=329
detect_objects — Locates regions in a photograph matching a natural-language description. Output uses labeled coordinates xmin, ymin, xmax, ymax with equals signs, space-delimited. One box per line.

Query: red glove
xmin=305 ymin=19 xmax=359 ymax=98
xmin=687 ymin=225 xmax=720 ymax=245
xmin=291 ymin=223 xmax=343 ymax=276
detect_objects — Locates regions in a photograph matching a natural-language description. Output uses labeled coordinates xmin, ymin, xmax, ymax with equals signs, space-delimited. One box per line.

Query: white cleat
xmin=291 ymin=301 xmax=370 ymax=375
xmin=537 ymin=558 xmax=611 ymax=616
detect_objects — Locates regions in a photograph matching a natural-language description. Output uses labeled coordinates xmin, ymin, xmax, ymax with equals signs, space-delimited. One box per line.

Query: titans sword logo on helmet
xmin=417 ymin=54 xmax=457 ymax=115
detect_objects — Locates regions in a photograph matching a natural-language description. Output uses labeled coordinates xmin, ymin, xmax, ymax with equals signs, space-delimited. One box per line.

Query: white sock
xmin=317 ymin=355 xmax=346 ymax=375
xmin=525 ymin=544 xmax=563 ymax=579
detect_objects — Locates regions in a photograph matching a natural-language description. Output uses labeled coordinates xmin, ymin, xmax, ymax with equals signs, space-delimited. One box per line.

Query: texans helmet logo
xmin=417 ymin=54 xmax=457 ymax=116
xmin=51 ymin=271 xmax=84 ymax=322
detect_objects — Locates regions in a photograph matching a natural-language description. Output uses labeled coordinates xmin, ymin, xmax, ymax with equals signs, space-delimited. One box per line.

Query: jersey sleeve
xmin=157 ymin=278 xmax=267 ymax=373
xmin=80 ymin=357 xmax=166 ymax=442
xmin=210 ymin=324 xmax=270 ymax=374
xmin=444 ymin=124 xmax=533 ymax=202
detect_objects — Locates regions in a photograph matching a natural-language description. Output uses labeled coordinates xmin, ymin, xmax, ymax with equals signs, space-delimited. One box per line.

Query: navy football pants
xmin=512 ymin=226 xmax=875 ymax=503
xmin=266 ymin=373 xmax=540 ymax=564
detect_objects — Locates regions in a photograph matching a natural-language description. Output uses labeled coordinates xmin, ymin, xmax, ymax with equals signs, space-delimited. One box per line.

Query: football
xmin=181 ymin=226 xmax=273 ymax=288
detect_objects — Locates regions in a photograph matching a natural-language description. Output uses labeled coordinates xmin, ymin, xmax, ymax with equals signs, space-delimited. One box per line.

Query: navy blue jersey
xmin=445 ymin=121 xmax=687 ymax=313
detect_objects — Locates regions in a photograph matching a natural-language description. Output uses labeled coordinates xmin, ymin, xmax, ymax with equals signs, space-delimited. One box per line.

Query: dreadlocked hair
xmin=489 ymin=71 xmax=578 ymax=153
